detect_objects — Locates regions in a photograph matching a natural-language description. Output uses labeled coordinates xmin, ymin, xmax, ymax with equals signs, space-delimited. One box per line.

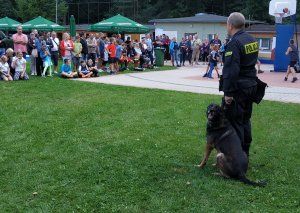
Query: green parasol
xmin=0 ymin=17 xmax=21 ymax=31
xmin=70 ymin=15 xmax=76 ymax=37
xmin=89 ymin=14 xmax=149 ymax=33
xmin=22 ymin=16 xmax=65 ymax=32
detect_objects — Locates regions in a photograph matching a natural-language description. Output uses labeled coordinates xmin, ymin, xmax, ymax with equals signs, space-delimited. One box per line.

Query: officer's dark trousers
xmin=222 ymin=86 xmax=257 ymax=156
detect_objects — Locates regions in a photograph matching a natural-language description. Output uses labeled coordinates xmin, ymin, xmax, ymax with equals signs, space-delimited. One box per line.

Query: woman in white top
xmin=0 ymin=55 xmax=13 ymax=81
xmin=133 ymin=43 xmax=144 ymax=69
xmin=12 ymin=50 xmax=29 ymax=80
xmin=134 ymin=42 xmax=142 ymax=57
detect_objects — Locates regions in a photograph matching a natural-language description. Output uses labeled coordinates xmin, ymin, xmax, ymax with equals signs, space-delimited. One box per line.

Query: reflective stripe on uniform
xmin=225 ymin=51 xmax=232 ymax=57
xmin=244 ymin=42 xmax=259 ymax=54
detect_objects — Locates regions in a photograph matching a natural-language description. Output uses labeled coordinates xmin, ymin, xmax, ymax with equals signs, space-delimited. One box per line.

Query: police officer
xmin=221 ymin=12 xmax=258 ymax=158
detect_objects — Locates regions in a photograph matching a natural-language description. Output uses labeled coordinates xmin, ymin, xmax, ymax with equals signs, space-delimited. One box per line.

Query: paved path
xmin=75 ymin=63 xmax=300 ymax=104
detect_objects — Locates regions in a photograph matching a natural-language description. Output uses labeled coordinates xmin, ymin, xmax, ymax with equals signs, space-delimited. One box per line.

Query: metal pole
xmin=56 ymin=0 xmax=58 ymax=23
xmin=293 ymin=15 xmax=299 ymax=65
xmin=77 ymin=3 xmax=80 ymax=24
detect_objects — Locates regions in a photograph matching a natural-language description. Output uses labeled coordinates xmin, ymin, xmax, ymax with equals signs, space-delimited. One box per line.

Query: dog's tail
xmin=238 ymin=176 xmax=267 ymax=187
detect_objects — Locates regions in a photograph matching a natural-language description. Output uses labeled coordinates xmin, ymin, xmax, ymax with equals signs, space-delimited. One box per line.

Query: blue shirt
xmin=98 ymin=39 xmax=105 ymax=56
xmin=170 ymin=41 xmax=179 ymax=50
xmin=59 ymin=64 xmax=72 ymax=75
xmin=35 ymin=39 xmax=42 ymax=52
xmin=40 ymin=48 xmax=51 ymax=62
xmin=116 ymin=45 xmax=122 ymax=58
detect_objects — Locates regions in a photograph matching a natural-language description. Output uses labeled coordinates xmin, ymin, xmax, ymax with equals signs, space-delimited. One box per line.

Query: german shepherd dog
xmin=198 ymin=103 xmax=266 ymax=187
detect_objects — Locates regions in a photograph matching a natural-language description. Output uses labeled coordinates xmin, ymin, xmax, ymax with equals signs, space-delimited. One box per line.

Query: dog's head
xmin=206 ymin=103 xmax=225 ymax=128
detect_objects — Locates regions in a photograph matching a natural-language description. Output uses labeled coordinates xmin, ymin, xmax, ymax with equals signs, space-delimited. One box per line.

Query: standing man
xmin=79 ymin=32 xmax=88 ymax=62
xmin=191 ymin=35 xmax=202 ymax=65
xmin=12 ymin=25 xmax=28 ymax=58
xmin=145 ymin=34 xmax=154 ymax=65
xmin=210 ymin=33 xmax=222 ymax=48
xmin=86 ymin=34 xmax=97 ymax=66
xmin=97 ymin=32 xmax=105 ymax=71
xmin=50 ymin=31 xmax=60 ymax=74
xmin=221 ymin=12 xmax=259 ymax=159
xmin=187 ymin=35 xmax=193 ymax=65
xmin=117 ymin=34 xmax=124 ymax=44
xmin=284 ymin=39 xmax=298 ymax=83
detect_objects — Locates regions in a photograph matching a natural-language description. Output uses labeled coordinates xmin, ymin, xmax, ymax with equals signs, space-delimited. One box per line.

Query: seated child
xmin=87 ymin=59 xmax=98 ymax=77
xmin=59 ymin=58 xmax=78 ymax=78
xmin=6 ymin=48 xmax=15 ymax=77
xmin=12 ymin=50 xmax=29 ymax=80
xmin=40 ymin=44 xmax=52 ymax=77
xmin=78 ymin=60 xmax=93 ymax=78
xmin=0 ymin=55 xmax=13 ymax=81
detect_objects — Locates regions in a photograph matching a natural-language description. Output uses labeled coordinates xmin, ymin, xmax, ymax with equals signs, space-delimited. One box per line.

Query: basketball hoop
xmin=269 ymin=0 xmax=296 ymax=23
xmin=274 ymin=13 xmax=284 ymax=24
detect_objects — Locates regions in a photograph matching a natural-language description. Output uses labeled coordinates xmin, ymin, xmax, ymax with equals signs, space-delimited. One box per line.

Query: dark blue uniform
xmin=221 ymin=30 xmax=258 ymax=156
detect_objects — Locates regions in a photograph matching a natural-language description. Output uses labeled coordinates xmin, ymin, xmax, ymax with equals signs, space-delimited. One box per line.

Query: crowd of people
xmin=154 ymin=33 xmax=228 ymax=79
xmin=0 ymin=25 xmax=247 ymax=82
xmin=0 ymin=26 xmax=160 ymax=81
xmin=0 ymin=25 xmax=297 ymax=82
xmin=153 ymin=34 xmax=223 ymax=64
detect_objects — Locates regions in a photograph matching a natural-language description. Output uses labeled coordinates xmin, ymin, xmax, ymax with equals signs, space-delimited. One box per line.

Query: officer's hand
xmin=225 ymin=96 xmax=234 ymax=105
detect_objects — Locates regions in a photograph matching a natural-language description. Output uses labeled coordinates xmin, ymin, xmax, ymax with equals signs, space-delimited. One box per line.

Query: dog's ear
xmin=207 ymin=103 xmax=217 ymax=111
xmin=207 ymin=103 xmax=223 ymax=116
xmin=207 ymin=103 xmax=215 ymax=116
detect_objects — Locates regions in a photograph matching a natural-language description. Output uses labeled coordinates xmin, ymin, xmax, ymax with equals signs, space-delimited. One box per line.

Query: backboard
xmin=269 ymin=0 xmax=297 ymax=17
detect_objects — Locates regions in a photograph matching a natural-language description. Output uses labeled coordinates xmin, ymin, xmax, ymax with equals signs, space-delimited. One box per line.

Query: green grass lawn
xmin=0 ymin=76 xmax=300 ymax=212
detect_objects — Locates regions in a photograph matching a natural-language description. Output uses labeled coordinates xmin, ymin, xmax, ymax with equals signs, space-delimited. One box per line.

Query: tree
xmin=241 ymin=0 xmax=272 ymax=23
xmin=0 ymin=0 xmax=17 ymax=19
xmin=15 ymin=0 xmax=68 ymax=24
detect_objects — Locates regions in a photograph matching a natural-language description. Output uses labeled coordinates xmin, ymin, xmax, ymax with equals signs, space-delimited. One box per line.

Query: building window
xmin=184 ymin=33 xmax=197 ymax=40
xmin=257 ymin=38 xmax=271 ymax=50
